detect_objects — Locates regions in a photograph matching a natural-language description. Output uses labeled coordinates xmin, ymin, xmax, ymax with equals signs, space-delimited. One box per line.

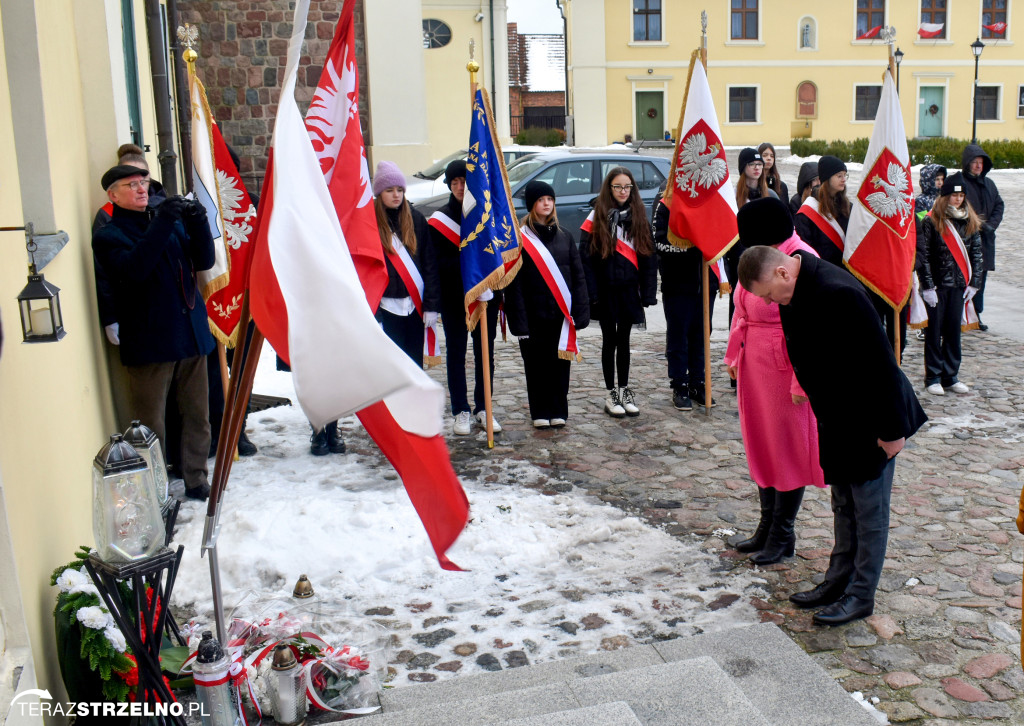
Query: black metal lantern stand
xmin=971 ymin=37 xmax=985 ymax=144
xmin=85 ymin=546 xmax=186 ymax=725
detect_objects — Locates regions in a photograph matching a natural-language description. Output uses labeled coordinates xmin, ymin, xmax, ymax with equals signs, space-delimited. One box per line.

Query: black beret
xmin=817 ymin=155 xmax=847 ymax=183
xmin=738 ymin=147 xmax=762 ymax=172
xmin=101 ymin=165 xmax=148 ymax=191
xmin=524 ymin=180 xmax=556 ymax=212
xmin=444 ymin=160 xmax=468 ymax=186
xmin=737 ymin=197 xmax=794 ymax=248
xmin=940 ymin=172 xmax=966 ymax=197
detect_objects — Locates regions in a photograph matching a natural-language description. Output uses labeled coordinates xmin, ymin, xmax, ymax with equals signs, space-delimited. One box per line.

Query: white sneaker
xmin=549 ymin=418 xmax=566 ymax=428
xmin=532 ymin=418 xmax=550 ymax=429
xmin=476 ymin=410 xmax=502 ymax=433
xmin=453 ymin=411 xmax=473 ymax=435
xmin=620 ymin=386 xmax=640 ymax=416
xmin=949 ymin=381 xmax=969 ymax=394
xmin=605 ymin=389 xmax=626 ymax=417
xmin=926 ymin=383 xmax=945 ymax=396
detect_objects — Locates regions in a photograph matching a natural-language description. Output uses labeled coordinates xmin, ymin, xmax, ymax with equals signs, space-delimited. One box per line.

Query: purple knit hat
xmin=372 ymin=160 xmax=406 ymax=195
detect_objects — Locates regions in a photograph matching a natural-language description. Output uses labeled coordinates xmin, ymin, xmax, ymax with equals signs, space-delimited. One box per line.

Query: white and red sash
xmin=581 ymin=211 xmax=638 ymax=269
xmin=798 ymin=198 xmax=845 ymax=252
xmin=428 ymin=210 xmax=461 ymax=248
xmin=521 ymin=227 xmax=580 ymax=361
xmin=941 ymin=221 xmax=980 ymax=330
xmin=385 ymin=235 xmax=441 ymax=365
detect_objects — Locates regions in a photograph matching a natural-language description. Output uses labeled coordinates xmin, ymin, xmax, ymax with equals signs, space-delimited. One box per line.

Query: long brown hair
xmin=374 ymin=194 xmax=417 ymax=255
xmin=735 ymin=167 xmax=769 ymax=206
xmin=929 ymin=194 xmax=981 ymax=238
xmin=591 ymin=167 xmax=653 ymax=258
xmin=757 ymin=142 xmax=783 ymax=193
xmin=815 ymin=183 xmax=850 ymax=221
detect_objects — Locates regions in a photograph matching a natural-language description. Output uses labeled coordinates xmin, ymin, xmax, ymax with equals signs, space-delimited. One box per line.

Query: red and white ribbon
xmin=581 ymin=211 xmax=638 ymax=269
xmin=428 ymin=210 xmax=461 ymax=247
xmin=386 ymin=234 xmax=439 ymax=363
xmin=941 ymin=221 xmax=980 ymax=330
xmin=798 ymin=198 xmax=846 ymax=252
xmin=520 ymin=226 xmax=580 ymax=361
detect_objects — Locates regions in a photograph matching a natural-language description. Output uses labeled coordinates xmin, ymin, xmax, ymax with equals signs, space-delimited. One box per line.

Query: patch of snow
xmin=851 ymin=691 xmax=890 ymax=725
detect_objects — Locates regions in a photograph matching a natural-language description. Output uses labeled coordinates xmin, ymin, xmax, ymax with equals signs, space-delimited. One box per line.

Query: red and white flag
xmin=858 ymin=25 xmax=883 ymax=39
xmin=918 ymin=22 xmax=945 ymax=38
xmin=983 ymin=22 xmax=1007 ymax=35
xmin=664 ymin=57 xmax=738 ymax=263
xmin=248 ymin=0 xmax=469 ymax=570
xmin=845 ymin=69 xmax=916 ymax=309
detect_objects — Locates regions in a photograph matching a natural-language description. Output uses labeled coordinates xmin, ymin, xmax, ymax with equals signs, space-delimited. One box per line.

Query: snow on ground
xmin=169 ymin=346 xmax=766 ymax=684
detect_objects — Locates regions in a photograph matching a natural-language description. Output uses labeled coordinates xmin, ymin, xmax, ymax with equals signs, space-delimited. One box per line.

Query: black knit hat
xmin=817 ymin=156 xmax=847 ymax=183
xmin=737 ymin=197 xmax=794 ymax=248
xmin=940 ymin=172 xmax=966 ymax=197
xmin=101 ymin=164 xmax=148 ymax=191
xmin=524 ymin=180 xmax=556 ymax=212
xmin=444 ymin=159 xmax=468 ymax=187
xmin=738 ymin=147 xmax=762 ymax=173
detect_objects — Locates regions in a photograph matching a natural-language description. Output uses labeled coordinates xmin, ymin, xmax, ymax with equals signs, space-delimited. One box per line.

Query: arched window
xmin=797 ymin=81 xmax=817 ymax=118
xmin=798 ymin=16 xmax=817 ymax=50
xmin=422 ymin=19 xmax=452 ymax=49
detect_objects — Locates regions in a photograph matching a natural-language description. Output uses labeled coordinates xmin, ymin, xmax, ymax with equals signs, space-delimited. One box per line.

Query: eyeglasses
xmin=119 ymin=179 xmax=151 ymax=192
xmin=611 ymin=184 xmax=633 ymax=192
xmin=834 ymin=173 xmax=849 ymax=181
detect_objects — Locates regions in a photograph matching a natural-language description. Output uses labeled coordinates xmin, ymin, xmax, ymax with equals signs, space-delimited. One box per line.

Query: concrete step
xmin=497 ymin=701 xmax=643 ymax=726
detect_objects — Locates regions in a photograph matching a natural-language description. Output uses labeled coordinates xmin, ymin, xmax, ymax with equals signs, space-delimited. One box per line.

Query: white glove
xmin=921 ymin=289 xmax=939 ymax=308
xmin=105 ymin=323 xmax=120 ymax=345
xmin=517 ymin=335 xmax=530 ymax=341
xmin=476 ymin=288 xmax=494 ymax=303
xmin=424 ymin=311 xmax=439 ymax=327
xmin=963 ymin=286 xmax=979 ymax=302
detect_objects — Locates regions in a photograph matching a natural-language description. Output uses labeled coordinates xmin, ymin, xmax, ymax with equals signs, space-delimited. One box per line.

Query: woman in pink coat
xmin=725 ymin=198 xmax=826 ymax=565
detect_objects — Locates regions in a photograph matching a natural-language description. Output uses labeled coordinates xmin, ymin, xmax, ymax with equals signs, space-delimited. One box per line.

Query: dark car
xmin=413 ymin=150 xmax=671 ymax=241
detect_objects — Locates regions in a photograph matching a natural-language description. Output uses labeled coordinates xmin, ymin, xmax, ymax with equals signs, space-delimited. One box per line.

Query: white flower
xmin=104 ymin=626 xmax=127 ymax=653
xmin=69 ymin=582 xmax=101 ymax=598
xmin=56 ymin=568 xmax=90 ymax=593
xmin=76 ymin=605 xmax=113 ymax=631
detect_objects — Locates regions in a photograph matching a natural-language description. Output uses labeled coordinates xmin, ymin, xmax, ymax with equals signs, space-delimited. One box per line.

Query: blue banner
xmin=461 ymin=88 xmax=521 ymax=329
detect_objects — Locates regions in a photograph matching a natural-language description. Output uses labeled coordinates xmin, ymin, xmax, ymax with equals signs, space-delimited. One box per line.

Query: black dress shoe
xmin=978 ymin=321 xmax=989 ymax=331
xmin=237 ymin=431 xmax=258 ymax=457
xmin=185 ymin=483 xmax=211 ymax=501
xmin=812 ymin=594 xmax=874 ymax=626
xmin=789 ymin=580 xmax=847 ymax=608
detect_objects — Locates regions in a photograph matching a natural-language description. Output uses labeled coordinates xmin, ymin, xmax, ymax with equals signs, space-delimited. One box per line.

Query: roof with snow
xmin=524 ymin=34 xmax=565 ymax=92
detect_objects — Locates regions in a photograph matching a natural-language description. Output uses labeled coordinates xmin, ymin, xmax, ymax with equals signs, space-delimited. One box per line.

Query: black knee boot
xmin=733 ymin=487 xmax=775 ymax=553
xmin=750 ymin=488 xmax=805 ymax=565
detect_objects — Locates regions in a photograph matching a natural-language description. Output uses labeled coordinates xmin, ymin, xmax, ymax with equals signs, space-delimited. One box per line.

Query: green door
xmin=636 ymin=91 xmax=664 ymax=141
xmin=919 ymin=86 xmax=944 ymax=137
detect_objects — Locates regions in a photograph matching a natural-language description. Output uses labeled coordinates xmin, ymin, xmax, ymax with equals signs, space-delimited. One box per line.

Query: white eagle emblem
xmin=865 ymin=162 xmax=913 ymax=226
xmin=675 ymin=132 xmax=728 ymax=198
xmin=215 ymin=169 xmax=256 ymax=250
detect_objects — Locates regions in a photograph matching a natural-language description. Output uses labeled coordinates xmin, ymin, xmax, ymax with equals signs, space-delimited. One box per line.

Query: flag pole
xmin=885 ymin=38 xmax=902 ymax=366
xmin=699 ymin=12 xmax=713 ymax=415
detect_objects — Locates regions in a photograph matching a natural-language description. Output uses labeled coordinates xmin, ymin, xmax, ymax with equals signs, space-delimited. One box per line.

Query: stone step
xmin=497 ymin=701 xmax=643 ymax=726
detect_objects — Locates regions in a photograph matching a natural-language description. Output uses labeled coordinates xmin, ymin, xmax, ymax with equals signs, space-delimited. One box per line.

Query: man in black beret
xmin=93 ymin=165 xmax=217 ymax=500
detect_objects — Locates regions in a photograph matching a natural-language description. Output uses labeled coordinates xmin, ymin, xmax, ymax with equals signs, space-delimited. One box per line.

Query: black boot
xmin=325 ymin=421 xmax=346 ymax=454
xmin=237 ymin=411 xmax=257 ymax=456
xmin=732 ymin=487 xmax=775 ymax=553
xmin=310 ymin=426 xmax=329 ymax=456
xmin=750 ymin=488 xmax=805 ymax=565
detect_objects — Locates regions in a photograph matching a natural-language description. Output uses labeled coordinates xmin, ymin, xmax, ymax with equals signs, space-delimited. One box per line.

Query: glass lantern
xmin=92 ymin=434 xmax=165 ymax=562
xmin=269 ymin=644 xmax=307 ymax=725
xmin=122 ymin=420 xmax=170 ymax=509
xmin=17 ymin=265 xmax=66 ymax=343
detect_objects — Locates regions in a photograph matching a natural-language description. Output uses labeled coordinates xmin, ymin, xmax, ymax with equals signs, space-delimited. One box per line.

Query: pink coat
xmin=724 ymin=233 xmax=826 ymax=491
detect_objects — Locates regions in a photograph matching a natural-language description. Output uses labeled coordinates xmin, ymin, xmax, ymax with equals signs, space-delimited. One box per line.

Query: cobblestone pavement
xmin=348 ymin=155 xmax=1022 ymax=723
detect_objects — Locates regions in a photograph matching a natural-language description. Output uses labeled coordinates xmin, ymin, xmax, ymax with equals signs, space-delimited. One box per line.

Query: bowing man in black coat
xmin=738 ymin=246 xmax=926 ymax=626
xmin=504 ymin=181 xmax=589 ymax=429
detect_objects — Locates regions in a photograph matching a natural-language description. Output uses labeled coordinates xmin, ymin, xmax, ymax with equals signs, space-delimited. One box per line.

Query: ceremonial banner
xmin=845 ymin=69 xmax=916 ymax=309
xmin=918 ymin=22 xmax=945 ymax=38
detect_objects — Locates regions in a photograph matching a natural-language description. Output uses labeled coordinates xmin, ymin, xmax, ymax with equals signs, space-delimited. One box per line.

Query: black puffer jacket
xmin=960 ymin=144 xmax=1004 ymax=271
xmin=579 ymin=206 xmax=658 ymax=323
xmin=918 ymin=212 xmax=983 ymax=290
xmin=381 ymin=205 xmax=439 ymax=313
xmin=504 ymin=222 xmax=589 ymax=336
xmin=421 ymin=194 xmax=464 ymax=310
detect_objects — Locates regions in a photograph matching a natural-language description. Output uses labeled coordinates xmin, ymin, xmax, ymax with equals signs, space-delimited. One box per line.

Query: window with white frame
xmin=729 ymin=86 xmax=758 ymax=123
xmin=731 ymin=0 xmax=759 ymax=40
xmin=975 ymin=86 xmax=1000 ymax=120
xmin=856 ymin=0 xmax=886 ymax=39
xmin=982 ymin=0 xmax=1009 ymax=40
xmin=920 ymin=0 xmax=948 ymax=40
xmin=799 ymin=16 xmax=817 ymax=49
xmin=633 ymin=0 xmax=663 ymax=42
xmin=855 ymin=85 xmax=882 ymax=120
xmin=1018 ymin=85 xmax=1024 ymax=117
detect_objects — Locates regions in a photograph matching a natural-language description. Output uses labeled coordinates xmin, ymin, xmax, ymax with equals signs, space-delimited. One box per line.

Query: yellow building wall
xmin=574 ymin=0 xmax=1024 ymax=147
xmin=0 ymin=0 xmax=163 ymax=705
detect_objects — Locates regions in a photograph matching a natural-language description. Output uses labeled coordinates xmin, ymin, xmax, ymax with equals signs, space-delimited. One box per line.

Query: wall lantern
xmin=6 ymin=222 xmax=69 ymax=343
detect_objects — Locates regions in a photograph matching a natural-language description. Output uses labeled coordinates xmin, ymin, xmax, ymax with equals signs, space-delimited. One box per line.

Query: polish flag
xmin=858 ymin=25 xmax=883 ymax=39
xmin=248 ymin=0 xmax=469 ymax=570
xmin=663 ymin=57 xmax=738 ymax=263
xmin=845 ymin=69 xmax=916 ymax=309
xmin=983 ymin=22 xmax=1007 ymax=35
xmin=918 ymin=22 xmax=945 ymax=38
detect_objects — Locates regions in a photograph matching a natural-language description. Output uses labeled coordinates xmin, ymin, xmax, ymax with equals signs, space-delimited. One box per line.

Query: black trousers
xmin=598 ymin=314 xmax=633 ymax=389
xmin=663 ymin=288 xmax=716 ymax=391
xmin=973 ymin=269 xmax=988 ymax=315
xmin=440 ymin=298 xmax=497 ymax=415
xmin=923 ymin=286 xmax=964 ymax=387
xmin=378 ymin=308 xmax=424 ymax=368
xmin=518 ymin=318 xmax=571 ymax=421
xmin=823 ymin=457 xmax=895 ymax=601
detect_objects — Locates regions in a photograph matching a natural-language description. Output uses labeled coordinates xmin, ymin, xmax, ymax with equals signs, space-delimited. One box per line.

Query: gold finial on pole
xmin=467 ymin=38 xmax=480 ymax=104
xmin=177 ymin=23 xmax=199 ymax=66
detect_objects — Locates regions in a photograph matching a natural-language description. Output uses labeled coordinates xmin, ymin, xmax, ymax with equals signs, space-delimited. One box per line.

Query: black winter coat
xmin=789 ymin=161 xmax=819 ymax=216
xmin=917 ymin=214 xmax=983 ymax=290
xmin=651 ymin=197 xmax=719 ymax=296
xmin=381 ymin=205 xmax=438 ymax=313
xmin=579 ymin=208 xmax=658 ymax=324
xmin=779 ymin=252 xmax=926 ymax=485
xmin=960 ymin=144 xmax=1004 ymax=271
xmin=504 ymin=223 xmax=589 ymax=337
xmin=421 ymin=194 xmax=464 ymax=311
xmin=794 ymin=197 xmax=848 ymax=267
xmin=92 ymin=202 xmax=216 ymax=367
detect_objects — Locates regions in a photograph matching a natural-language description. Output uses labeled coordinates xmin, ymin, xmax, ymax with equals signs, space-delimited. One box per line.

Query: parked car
xmin=413 ymin=150 xmax=671 ymax=240
xmin=404 ymin=145 xmax=547 ymax=202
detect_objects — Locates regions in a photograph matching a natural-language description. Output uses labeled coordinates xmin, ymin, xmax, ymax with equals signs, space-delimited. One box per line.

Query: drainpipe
xmin=489 ymin=0 xmax=496 ymax=96
xmin=165 ymin=0 xmax=193 ymax=191
xmin=143 ymin=0 xmax=178 ymax=194
xmin=557 ymin=0 xmax=570 ymax=144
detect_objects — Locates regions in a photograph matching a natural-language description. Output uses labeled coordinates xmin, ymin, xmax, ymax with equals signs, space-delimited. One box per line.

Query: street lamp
xmin=971 ymin=37 xmax=985 ymax=144
xmin=894 ymin=47 xmax=904 ymax=94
